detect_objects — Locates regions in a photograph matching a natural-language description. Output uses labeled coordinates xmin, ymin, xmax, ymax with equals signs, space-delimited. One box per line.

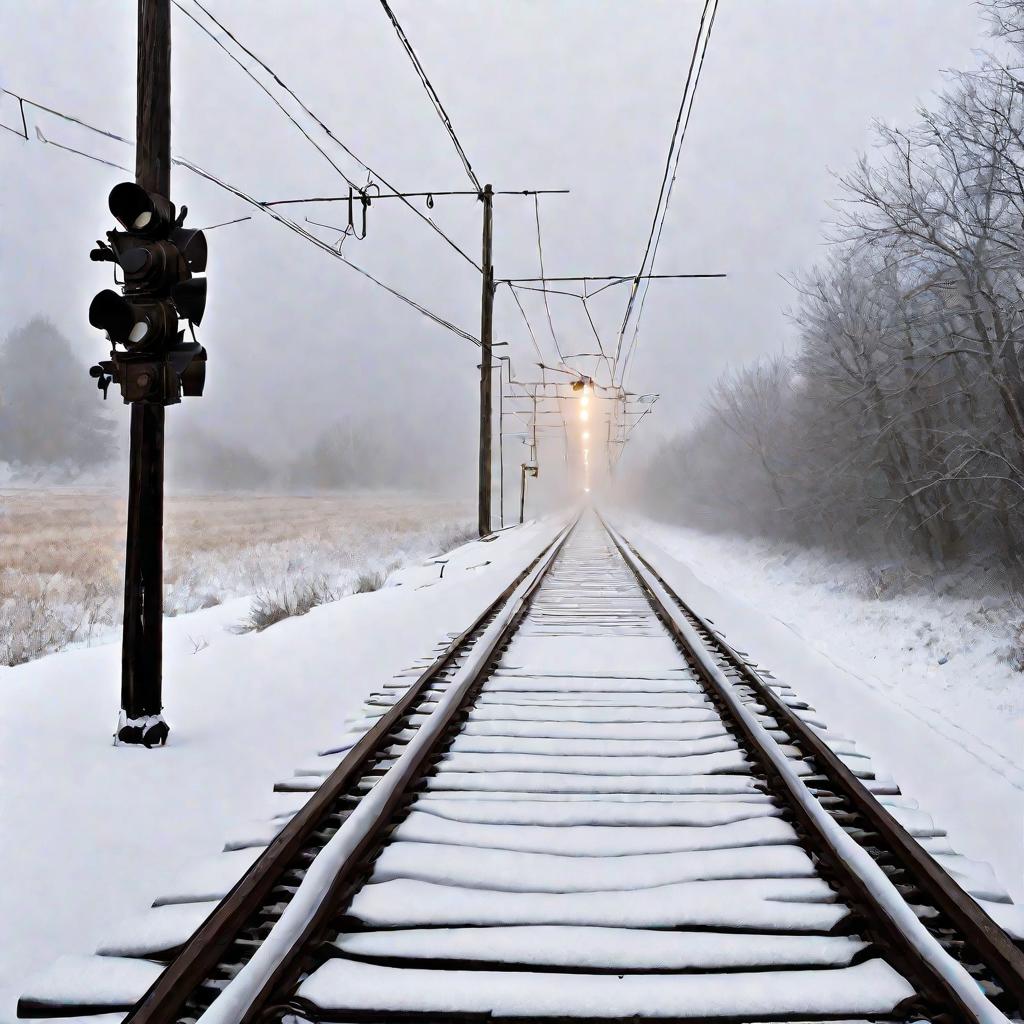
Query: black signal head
xmin=171 ymin=227 xmax=208 ymax=272
xmin=108 ymin=182 xmax=175 ymax=236
xmin=172 ymin=277 xmax=207 ymax=326
xmin=88 ymin=289 xmax=134 ymax=340
xmin=89 ymin=290 xmax=176 ymax=349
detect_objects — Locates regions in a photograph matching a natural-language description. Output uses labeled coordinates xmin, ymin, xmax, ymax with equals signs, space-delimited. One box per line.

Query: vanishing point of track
xmin=19 ymin=511 xmax=1024 ymax=1024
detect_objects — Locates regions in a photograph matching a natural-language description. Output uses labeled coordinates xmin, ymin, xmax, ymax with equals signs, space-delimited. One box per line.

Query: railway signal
xmin=85 ymin=0 xmax=200 ymax=748
xmin=89 ymin=181 xmax=208 ymax=406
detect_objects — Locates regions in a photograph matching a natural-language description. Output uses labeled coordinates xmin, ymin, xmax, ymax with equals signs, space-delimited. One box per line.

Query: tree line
xmin=0 ymin=316 xmax=469 ymax=493
xmin=639 ymin=1 xmax=1024 ymax=571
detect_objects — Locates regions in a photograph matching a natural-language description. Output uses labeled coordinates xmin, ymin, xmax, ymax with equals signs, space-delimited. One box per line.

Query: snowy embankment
xmin=0 ymin=517 xmax=562 ymax=1024
xmin=618 ymin=514 xmax=1024 ymax=908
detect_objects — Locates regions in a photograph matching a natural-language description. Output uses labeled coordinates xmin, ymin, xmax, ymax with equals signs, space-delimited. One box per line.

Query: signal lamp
xmin=115 ymin=241 xmax=180 ymax=293
xmin=88 ymin=290 xmax=134 ymax=342
xmin=172 ymin=227 xmax=208 ymax=272
xmin=108 ymin=182 xmax=174 ymax=235
xmin=172 ymin=277 xmax=207 ymax=326
xmin=169 ymin=341 xmax=207 ymax=397
xmin=88 ymin=290 xmax=175 ymax=349
xmin=571 ymin=379 xmax=584 ymax=392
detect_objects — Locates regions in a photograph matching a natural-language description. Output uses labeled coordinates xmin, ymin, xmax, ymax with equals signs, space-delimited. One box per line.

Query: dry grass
xmin=240 ymin=576 xmax=338 ymax=633
xmin=0 ymin=488 xmax=472 ymax=664
xmin=353 ymin=566 xmax=394 ymax=594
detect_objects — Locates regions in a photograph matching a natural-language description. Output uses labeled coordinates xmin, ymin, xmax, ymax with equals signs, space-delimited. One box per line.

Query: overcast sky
xmin=0 ymin=1 xmax=990 ymax=486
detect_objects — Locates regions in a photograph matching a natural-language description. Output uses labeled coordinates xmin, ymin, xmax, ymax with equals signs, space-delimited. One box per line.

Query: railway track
xmin=19 ymin=510 xmax=1024 ymax=1024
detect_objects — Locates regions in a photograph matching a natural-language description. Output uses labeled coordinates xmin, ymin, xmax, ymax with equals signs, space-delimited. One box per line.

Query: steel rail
xmin=109 ymin=515 xmax=579 ymax=1024
xmin=227 ymin=513 xmax=579 ymax=1024
xmin=16 ymin=520 xmax=577 ymax=1024
xmin=637 ymin=549 xmax=1024 ymax=1008
xmin=604 ymin=515 xmax=1021 ymax=1023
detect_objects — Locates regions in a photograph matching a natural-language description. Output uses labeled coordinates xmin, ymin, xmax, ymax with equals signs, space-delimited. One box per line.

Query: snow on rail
xmin=609 ymin=517 xmax=1015 ymax=1024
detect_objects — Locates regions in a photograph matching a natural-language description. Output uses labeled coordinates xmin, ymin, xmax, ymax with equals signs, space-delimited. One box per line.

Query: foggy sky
xmin=0 ymin=1 xmax=989 ymax=480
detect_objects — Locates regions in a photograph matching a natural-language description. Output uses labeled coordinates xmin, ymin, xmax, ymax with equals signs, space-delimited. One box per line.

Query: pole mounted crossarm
xmin=498 ymin=273 xmax=726 ymax=283
xmin=262 ymin=188 xmax=569 ymax=205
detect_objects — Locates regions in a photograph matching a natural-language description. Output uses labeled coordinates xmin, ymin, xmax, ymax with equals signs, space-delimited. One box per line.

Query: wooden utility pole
xmin=496 ymin=357 xmax=505 ymax=528
xmin=477 ymin=183 xmax=494 ymax=537
xmin=120 ymin=0 xmax=171 ymax=745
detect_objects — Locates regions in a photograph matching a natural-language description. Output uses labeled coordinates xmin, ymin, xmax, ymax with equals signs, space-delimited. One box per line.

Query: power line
xmin=3 ymin=87 xmax=483 ymax=348
xmin=619 ymin=0 xmax=720 ymax=388
xmin=500 ymin=273 xmax=725 ymax=283
xmin=532 ymin=194 xmax=569 ymax=366
xmin=175 ymin=0 xmax=587 ymax=402
xmin=262 ymin=188 xmax=569 ymax=205
xmin=173 ymin=0 xmax=481 ymax=271
xmin=177 ymin=155 xmax=486 ymax=345
xmin=171 ymin=0 xmax=361 ymax=191
xmin=613 ymin=0 xmax=719 ymax=384
xmin=29 ymin=123 xmax=132 ymax=172
xmin=505 ymin=283 xmax=547 ymax=365
xmin=196 ymin=215 xmax=253 ymax=231
xmin=510 ymin=282 xmax=587 ymax=300
xmin=377 ymin=0 xmax=481 ymax=192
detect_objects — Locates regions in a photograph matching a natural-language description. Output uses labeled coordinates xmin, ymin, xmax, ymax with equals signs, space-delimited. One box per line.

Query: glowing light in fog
xmin=580 ymin=409 xmax=589 ymax=422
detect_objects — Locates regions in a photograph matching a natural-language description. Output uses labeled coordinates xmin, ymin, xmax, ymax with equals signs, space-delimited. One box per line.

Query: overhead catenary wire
xmin=612 ymin=0 xmax=719 ymax=385
xmin=0 ymin=93 xmax=28 ymax=139
xmin=509 ymin=282 xmax=587 ymax=300
xmin=197 ymin=215 xmax=253 ymax=231
xmin=619 ymin=1 xmax=720 ymax=387
xmin=176 ymin=154 xmax=483 ymax=346
xmin=2 ymin=87 xmax=483 ymax=348
xmin=532 ymin=194 xmax=567 ymax=366
xmin=261 ymin=189 xmax=569 ymax=205
xmin=173 ymin=0 xmax=574 ymax=414
xmin=171 ymin=0 xmax=362 ymax=191
xmin=505 ymin=283 xmax=547 ymax=365
xmin=500 ymin=273 xmax=725 ymax=283
xmin=377 ymin=0 xmax=481 ymax=192
xmin=30 ymin=124 xmax=132 ymax=172
xmin=173 ymin=0 xmax=481 ymax=271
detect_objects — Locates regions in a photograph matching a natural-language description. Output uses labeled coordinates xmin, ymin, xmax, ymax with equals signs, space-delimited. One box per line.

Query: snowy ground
xmin=0 ymin=488 xmax=473 ymax=665
xmin=0 ymin=516 xmax=563 ymax=1023
xmin=5 ymin=506 xmax=1023 ymax=1019
xmin=618 ymin=512 xmax=1024 ymax=907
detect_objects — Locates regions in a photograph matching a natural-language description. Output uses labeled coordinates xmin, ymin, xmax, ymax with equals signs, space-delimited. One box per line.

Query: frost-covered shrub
xmin=998 ymin=620 xmax=1024 ymax=673
xmin=240 ymin=576 xmax=336 ymax=633
xmin=353 ymin=567 xmax=392 ymax=594
xmin=433 ymin=524 xmax=479 ymax=556
xmin=848 ymin=564 xmax=921 ymax=601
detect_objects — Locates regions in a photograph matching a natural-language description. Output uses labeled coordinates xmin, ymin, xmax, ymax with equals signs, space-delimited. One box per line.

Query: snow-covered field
xmin=0 ymin=515 xmax=564 ymax=1023
xmin=620 ymin=513 xmax=1024 ymax=908
xmin=0 ymin=488 xmax=473 ymax=665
